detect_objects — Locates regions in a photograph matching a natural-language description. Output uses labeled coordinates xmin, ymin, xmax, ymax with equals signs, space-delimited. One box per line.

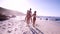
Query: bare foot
xmin=33 ymin=25 xmax=35 ymax=27
xmin=26 ymin=24 xmax=29 ymax=27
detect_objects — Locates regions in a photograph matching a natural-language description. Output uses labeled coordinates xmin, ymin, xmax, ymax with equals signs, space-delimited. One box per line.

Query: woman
xmin=25 ymin=10 xmax=32 ymax=26
xmin=32 ymin=11 xmax=36 ymax=27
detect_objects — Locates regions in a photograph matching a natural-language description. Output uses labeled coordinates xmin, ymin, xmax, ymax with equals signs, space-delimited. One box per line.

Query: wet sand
xmin=36 ymin=18 xmax=60 ymax=34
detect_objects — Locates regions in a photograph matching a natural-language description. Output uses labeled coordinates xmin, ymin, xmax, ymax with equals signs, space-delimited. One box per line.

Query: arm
xmin=31 ymin=17 xmax=32 ymax=22
xmin=25 ymin=16 xmax=27 ymax=22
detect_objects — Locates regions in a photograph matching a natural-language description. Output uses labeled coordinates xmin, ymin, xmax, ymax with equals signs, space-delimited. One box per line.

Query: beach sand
xmin=36 ymin=18 xmax=60 ymax=34
xmin=0 ymin=15 xmax=60 ymax=34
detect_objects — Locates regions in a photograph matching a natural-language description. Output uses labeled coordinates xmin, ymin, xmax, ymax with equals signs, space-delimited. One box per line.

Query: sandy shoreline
xmin=36 ymin=18 xmax=60 ymax=34
xmin=0 ymin=16 xmax=60 ymax=34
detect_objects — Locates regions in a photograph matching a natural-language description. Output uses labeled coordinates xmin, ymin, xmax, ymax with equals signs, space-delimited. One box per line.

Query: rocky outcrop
xmin=0 ymin=14 xmax=9 ymax=21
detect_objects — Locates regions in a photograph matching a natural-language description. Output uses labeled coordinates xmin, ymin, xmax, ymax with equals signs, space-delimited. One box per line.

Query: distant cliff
xmin=0 ymin=7 xmax=25 ymax=21
xmin=0 ymin=7 xmax=25 ymax=16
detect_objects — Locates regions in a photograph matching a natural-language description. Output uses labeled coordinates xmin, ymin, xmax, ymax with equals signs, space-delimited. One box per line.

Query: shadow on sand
xmin=35 ymin=27 xmax=44 ymax=34
xmin=29 ymin=26 xmax=44 ymax=34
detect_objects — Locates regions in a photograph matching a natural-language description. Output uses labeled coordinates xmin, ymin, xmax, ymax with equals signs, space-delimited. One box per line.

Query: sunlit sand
xmin=0 ymin=15 xmax=60 ymax=34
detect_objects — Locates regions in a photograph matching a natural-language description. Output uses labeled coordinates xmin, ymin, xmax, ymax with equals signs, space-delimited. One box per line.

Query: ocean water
xmin=37 ymin=16 xmax=60 ymax=21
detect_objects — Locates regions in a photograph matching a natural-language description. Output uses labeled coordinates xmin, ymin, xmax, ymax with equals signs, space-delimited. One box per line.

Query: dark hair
xmin=30 ymin=8 xmax=32 ymax=10
xmin=34 ymin=11 xmax=36 ymax=13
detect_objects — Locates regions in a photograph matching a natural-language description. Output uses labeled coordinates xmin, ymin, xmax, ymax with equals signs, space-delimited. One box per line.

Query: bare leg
xmin=33 ymin=20 xmax=36 ymax=27
xmin=26 ymin=19 xmax=30 ymax=27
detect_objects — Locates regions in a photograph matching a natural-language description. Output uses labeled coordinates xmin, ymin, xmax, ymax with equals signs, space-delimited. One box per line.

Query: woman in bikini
xmin=32 ymin=11 xmax=36 ymax=27
xmin=25 ymin=10 xmax=32 ymax=26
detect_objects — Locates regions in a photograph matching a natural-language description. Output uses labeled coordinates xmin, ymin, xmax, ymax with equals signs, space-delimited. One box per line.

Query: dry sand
xmin=36 ymin=18 xmax=60 ymax=34
xmin=0 ymin=16 xmax=60 ymax=34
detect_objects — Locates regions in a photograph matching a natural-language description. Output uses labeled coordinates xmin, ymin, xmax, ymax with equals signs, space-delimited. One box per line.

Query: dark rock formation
xmin=0 ymin=14 xmax=9 ymax=21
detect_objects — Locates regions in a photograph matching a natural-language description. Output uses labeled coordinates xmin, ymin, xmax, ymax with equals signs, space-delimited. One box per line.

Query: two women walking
xmin=25 ymin=8 xmax=36 ymax=27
